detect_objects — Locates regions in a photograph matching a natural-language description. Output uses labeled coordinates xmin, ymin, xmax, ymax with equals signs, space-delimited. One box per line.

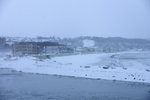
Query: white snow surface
xmin=0 ymin=51 xmax=150 ymax=83
xmin=83 ymin=39 xmax=95 ymax=47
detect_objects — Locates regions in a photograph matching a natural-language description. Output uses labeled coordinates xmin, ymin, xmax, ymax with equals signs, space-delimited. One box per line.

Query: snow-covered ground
xmin=0 ymin=51 xmax=150 ymax=83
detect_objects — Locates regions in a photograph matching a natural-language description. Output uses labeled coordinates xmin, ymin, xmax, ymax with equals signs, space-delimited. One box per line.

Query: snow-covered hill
xmin=82 ymin=39 xmax=95 ymax=47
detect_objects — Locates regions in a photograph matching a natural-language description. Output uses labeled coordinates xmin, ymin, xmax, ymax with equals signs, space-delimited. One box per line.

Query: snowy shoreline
xmin=0 ymin=51 xmax=150 ymax=83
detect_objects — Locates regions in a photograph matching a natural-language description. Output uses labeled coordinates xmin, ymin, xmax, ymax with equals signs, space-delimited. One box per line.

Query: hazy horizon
xmin=0 ymin=0 xmax=150 ymax=38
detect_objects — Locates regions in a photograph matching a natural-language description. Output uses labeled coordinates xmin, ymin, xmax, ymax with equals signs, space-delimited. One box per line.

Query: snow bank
xmin=0 ymin=51 xmax=150 ymax=83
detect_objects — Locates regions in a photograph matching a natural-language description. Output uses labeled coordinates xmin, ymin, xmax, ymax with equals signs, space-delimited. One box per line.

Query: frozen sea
xmin=0 ymin=68 xmax=150 ymax=100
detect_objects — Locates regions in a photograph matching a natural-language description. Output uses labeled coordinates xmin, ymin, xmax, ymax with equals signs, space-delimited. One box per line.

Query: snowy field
xmin=0 ymin=51 xmax=150 ymax=83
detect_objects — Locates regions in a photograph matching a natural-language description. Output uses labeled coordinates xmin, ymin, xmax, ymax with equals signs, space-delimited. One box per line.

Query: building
xmin=59 ymin=46 xmax=74 ymax=54
xmin=45 ymin=45 xmax=74 ymax=55
xmin=0 ymin=37 xmax=6 ymax=47
xmin=0 ymin=37 xmax=8 ymax=52
xmin=12 ymin=42 xmax=60 ymax=56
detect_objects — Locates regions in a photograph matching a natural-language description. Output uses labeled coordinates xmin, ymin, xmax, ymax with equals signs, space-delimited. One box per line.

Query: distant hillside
xmin=4 ymin=36 xmax=150 ymax=52
xmin=59 ymin=36 xmax=150 ymax=51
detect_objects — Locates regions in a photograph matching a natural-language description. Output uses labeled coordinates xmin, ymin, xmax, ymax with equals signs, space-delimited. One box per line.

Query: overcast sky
xmin=0 ymin=0 xmax=150 ymax=38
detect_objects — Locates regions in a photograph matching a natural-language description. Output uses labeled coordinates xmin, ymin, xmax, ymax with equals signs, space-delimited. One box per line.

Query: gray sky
xmin=0 ymin=0 xmax=150 ymax=38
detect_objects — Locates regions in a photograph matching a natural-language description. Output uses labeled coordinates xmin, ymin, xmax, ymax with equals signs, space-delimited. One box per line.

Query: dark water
xmin=0 ymin=69 xmax=150 ymax=100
